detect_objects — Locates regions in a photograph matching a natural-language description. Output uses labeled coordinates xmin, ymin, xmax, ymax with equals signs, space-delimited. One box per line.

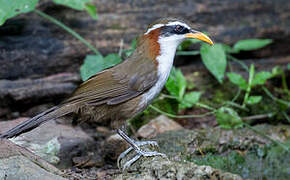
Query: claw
xmin=122 ymin=153 xmax=142 ymax=171
xmin=117 ymin=146 xmax=133 ymax=169
xmin=117 ymin=141 xmax=159 ymax=169
xmin=116 ymin=129 xmax=168 ymax=171
xmin=117 ymin=140 xmax=167 ymax=171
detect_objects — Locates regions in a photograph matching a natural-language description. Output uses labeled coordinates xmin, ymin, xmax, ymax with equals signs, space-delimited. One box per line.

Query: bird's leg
xmin=116 ymin=129 xmax=167 ymax=170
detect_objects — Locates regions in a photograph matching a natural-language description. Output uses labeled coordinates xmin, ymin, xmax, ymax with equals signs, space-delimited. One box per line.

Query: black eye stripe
xmin=174 ymin=25 xmax=189 ymax=34
xmin=160 ymin=25 xmax=189 ymax=36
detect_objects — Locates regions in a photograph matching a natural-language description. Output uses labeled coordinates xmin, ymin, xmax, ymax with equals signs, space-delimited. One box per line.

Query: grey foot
xmin=117 ymin=141 xmax=167 ymax=170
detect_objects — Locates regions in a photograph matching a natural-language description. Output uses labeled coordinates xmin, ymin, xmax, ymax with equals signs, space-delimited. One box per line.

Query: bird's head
xmin=136 ymin=18 xmax=213 ymax=62
xmin=146 ymin=18 xmax=213 ymax=45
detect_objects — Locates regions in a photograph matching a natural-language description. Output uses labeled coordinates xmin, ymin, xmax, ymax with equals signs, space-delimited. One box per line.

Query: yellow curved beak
xmin=185 ymin=32 xmax=214 ymax=45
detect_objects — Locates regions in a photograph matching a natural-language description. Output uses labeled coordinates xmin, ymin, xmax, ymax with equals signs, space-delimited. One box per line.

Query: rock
xmin=137 ymin=115 xmax=183 ymax=138
xmin=154 ymin=124 xmax=290 ymax=179
xmin=0 ymin=73 xmax=80 ymax=107
xmin=155 ymin=124 xmax=290 ymax=159
xmin=0 ymin=107 xmax=10 ymax=117
xmin=103 ymin=134 xmax=129 ymax=161
xmin=116 ymin=124 xmax=290 ymax=179
xmin=0 ymin=118 xmax=95 ymax=169
xmin=115 ymin=142 xmax=242 ymax=180
xmin=72 ymin=152 xmax=104 ymax=168
xmin=0 ymin=117 xmax=29 ymax=132
xmin=0 ymin=139 xmax=67 ymax=180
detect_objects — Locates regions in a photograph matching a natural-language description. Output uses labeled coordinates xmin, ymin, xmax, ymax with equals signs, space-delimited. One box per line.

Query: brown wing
xmin=63 ymin=56 xmax=158 ymax=106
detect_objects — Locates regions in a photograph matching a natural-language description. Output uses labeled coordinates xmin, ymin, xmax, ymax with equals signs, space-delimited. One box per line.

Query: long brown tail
xmin=0 ymin=105 xmax=75 ymax=139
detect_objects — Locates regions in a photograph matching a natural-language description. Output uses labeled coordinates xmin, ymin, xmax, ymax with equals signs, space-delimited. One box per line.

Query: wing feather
xmin=63 ymin=57 xmax=158 ymax=106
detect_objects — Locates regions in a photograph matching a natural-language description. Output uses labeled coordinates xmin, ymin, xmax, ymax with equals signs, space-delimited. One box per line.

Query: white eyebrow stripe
xmin=166 ymin=21 xmax=191 ymax=30
xmin=144 ymin=24 xmax=164 ymax=34
xmin=144 ymin=21 xmax=191 ymax=35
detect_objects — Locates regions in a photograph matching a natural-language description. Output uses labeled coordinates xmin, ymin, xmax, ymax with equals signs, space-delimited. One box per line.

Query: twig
xmin=282 ymin=111 xmax=290 ymax=123
xmin=160 ymin=93 xmax=215 ymax=111
xmin=195 ymin=103 xmax=216 ymax=111
xmin=262 ymin=87 xmax=290 ymax=107
xmin=242 ymin=113 xmax=274 ymax=121
xmin=227 ymin=54 xmax=249 ymax=72
xmin=149 ymin=105 xmax=215 ymax=119
xmin=281 ymin=71 xmax=288 ymax=91
xmin=34 ymin=9 xmax=100 ymax=56
xmin=224 ymin=101 xmax=248 ymax=111
xmin=242 ymin=64 xmax=254 ymax=107
xmin=118 ymin=39 xmax=124 ymax=57
xmin=231 ymin=88 xmax=241 ymax=103
xmin=228 ymin=61 xmax=233 ymax=72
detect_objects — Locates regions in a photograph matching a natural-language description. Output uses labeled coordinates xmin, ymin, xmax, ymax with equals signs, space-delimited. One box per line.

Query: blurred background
xmin=0 ymin=0 xmax=289 ymax=179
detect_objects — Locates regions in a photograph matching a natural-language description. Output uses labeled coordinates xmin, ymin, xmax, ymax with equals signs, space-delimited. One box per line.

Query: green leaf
xmin=130 ymin=38 xmax=137 ymax=49
xmin=165 ymin=67 xmax=187 ymax=99
xmin=287 ymin=63 xmax=290 ymax=70
xmin=85 ymin=4 xmax=98 ymax=20
xmin=80 ymin=53 xmax=121 ymax=81
xmin=178 ymin=39 xmax=200 ymax=51
xmin=53 ymin=0 xmax=98 ymax=19
xmin=123 ymin=38 xmax=137 ymax=57
xmin=246 ymin=96 xmax=262 ymax=105
xmin=80 ymin=54 xmax=103 ymax=81
xmin=271 ymin=66 xmax=283 ymax=77
xmin=233 ymin=39 xmax=273 ymax=52
xmin=176 ymin=51 xmax=200 ymax=56
xmin=222 ymin=44 xmax=239 ymax=54
xmin=0 ymin=0 xmax=39 ymax=26
xmin=179 ymin=91 xmax=202 ymax=110
xmin=53 ymin=0 xmax=93 ymax=10
xmin=215 ymin=107 xmax=243 ymax=129
xmin=252 ymin=71 xmax=272 ymax=86
xmin=153 ymin=99 xmax=177 ymax=115
xmin=103 ymin=53 xmax=122 ymax=66
xmin=227 ymin=73 xmax=248 ymax=90
xmin=200 ymin=43 xmax=227 ymax=83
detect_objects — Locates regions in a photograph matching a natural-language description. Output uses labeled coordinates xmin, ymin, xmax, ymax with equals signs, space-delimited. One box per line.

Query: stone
xmin=137 ymin=115 xmax=183 ymax=138
xmin=0 ymin=139 xmax=67 ymax=180
xmin=115 ymin=142 xmax=242 ymax=180
xmin=103 ymin=134 xmax=129 ymax=161
xmin=72 ymin=152 xmax=104 ymax=168
xmin=0 ymin=117 xmax=29 ymax=132
xmin=0 ymin=73 xmax=80 ymax=107
xmin=0 ymin=118 xmax=95 ymax=169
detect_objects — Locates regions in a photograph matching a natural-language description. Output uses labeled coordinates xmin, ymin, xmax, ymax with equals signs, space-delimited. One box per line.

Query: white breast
xmin=140 ymin=37 xmax=181 ymax=106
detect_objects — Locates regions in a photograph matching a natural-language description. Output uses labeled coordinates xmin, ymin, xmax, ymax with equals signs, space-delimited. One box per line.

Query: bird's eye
xmin=175 ymin=25 xmax=184 ymax=33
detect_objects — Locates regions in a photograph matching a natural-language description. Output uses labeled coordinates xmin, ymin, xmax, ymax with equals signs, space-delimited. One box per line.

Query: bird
xmin=0 ymin=18 xmax=213 ymax=169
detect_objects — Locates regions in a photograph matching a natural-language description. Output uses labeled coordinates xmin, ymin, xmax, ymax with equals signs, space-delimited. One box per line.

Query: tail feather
xmin=0 ymin=105 xmax=75 ymax=139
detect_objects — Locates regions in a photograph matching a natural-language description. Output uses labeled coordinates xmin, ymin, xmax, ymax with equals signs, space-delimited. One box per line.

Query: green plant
xmin=176 ymin=38 xmax=273 ymax=83
xmin=227 ymin=64 xmax=273 ymax=107
xmin=0 ymin=0 xmax=38 ymax=26
xmin=0 ymin=0 xmax=98 ymax=26
xmin=215 ymin=107 xmax=243 ymax=129
xmin=200 ymin=43 xmax=227 ymax=83
xmin=80 ymin=54 xmax=122 ymax=81
xmin=53 ymin=0 xmax=98 ymax=20
xmin=164 ymin=67 xmax=203 ymax=111
xmin=147 ymin=67 xmax=215 ymax=119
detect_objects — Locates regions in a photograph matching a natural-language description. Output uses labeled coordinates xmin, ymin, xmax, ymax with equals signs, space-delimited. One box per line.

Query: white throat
xmin=141 ymin=37 xmax=181 ymax=105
